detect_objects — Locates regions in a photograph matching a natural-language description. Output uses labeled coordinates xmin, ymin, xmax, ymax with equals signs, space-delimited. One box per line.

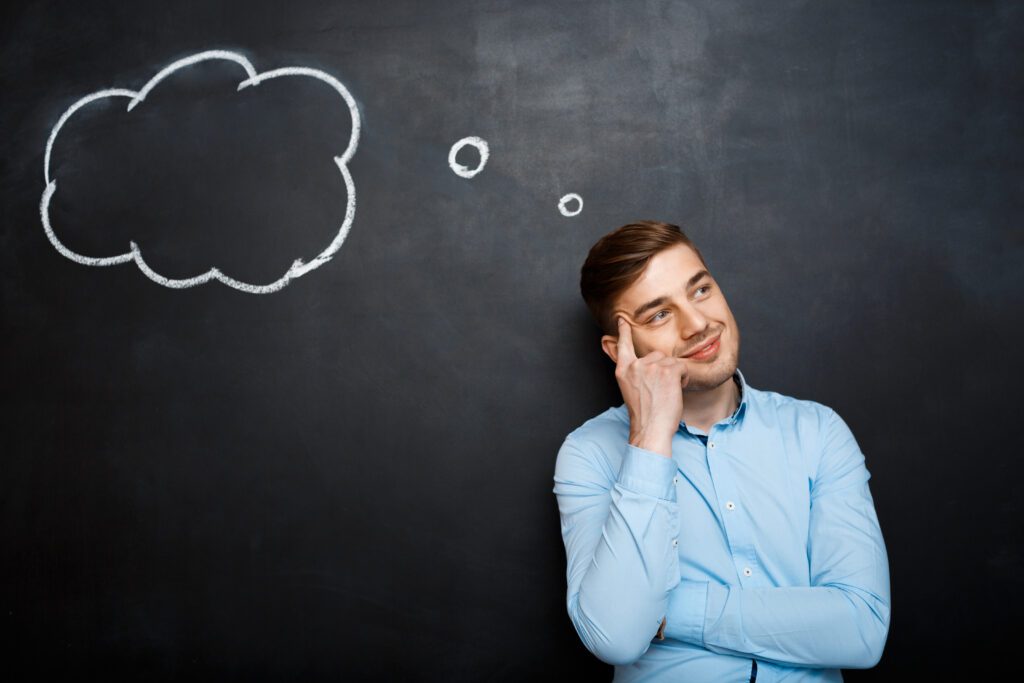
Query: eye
xmin=647 ymin=310 xmax=669 ymax=324
xmin=696 ymin=284 xmax=712 ymax=297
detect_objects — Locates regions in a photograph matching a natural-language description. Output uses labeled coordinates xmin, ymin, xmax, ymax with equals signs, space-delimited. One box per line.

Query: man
xmin=552 ymin=221 xmax=890 ymax=682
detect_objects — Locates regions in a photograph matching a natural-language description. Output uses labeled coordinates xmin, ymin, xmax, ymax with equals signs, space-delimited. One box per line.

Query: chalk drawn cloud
xmin=39 ymin=49 xmax=360 ymax=293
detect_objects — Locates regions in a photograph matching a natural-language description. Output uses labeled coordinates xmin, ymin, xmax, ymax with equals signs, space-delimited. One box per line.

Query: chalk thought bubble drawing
xmin=40 ymin=50 xmax=361 ymax=293
xmin=558 ymin=193 xmax=583 ymax=217
xmin=448 ymin=136 xmax=489 ymax=179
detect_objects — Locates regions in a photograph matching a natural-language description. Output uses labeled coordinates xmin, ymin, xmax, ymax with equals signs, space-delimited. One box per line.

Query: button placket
xmin=706 ymin=435 xmax=759 ymax=586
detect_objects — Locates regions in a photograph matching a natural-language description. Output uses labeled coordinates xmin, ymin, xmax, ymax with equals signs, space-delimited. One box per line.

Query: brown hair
xmin=580 ymin=220 xmax=707 ymax=335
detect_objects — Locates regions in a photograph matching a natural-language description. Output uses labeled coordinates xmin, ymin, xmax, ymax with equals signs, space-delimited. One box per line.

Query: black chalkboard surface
xmin=2 ymin=1 xmax=1021 ymax=680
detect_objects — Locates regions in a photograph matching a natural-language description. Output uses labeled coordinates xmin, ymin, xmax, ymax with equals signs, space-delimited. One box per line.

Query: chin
xmin=684 ymin=354 xmax=738 ymax=392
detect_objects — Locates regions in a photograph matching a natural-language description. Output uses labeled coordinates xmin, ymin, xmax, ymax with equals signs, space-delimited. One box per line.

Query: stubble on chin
xmin=682 ymin=355 xmax=737 ymax=393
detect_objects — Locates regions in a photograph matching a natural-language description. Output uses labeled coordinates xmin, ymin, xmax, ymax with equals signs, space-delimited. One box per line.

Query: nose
xmin=676 ymin=300 xmax=709 ymax=341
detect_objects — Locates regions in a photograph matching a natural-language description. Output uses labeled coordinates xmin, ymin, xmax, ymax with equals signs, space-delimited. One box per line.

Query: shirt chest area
xmin=668 ymin=428 xmax=813 ymax=585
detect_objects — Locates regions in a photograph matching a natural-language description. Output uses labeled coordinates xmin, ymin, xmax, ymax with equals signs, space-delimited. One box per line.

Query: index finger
xmin=616 ymin=316 xmax=637 ymax=364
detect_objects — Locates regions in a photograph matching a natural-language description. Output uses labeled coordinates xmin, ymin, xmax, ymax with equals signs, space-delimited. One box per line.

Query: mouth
xmin=683 ymin=335 xmax=721 ymax=361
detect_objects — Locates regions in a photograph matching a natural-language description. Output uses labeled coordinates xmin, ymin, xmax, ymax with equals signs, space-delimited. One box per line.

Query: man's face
xmin=600 ymin=243 xmax=740 ymax=392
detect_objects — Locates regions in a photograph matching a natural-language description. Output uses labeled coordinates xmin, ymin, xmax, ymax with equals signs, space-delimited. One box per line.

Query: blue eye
xmin=649 ymin=310 xmax=669 ymax=323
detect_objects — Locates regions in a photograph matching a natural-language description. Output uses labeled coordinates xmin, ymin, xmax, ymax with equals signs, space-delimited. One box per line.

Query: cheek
xmin=643 ymin=329 xmax=678 ymax=356
xmin=725 ymin=324 xmax=739 ymax=354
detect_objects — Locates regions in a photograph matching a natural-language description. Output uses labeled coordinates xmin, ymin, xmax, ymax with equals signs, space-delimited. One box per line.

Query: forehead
xmin=614 ymin=244 xmax=708 ymax=311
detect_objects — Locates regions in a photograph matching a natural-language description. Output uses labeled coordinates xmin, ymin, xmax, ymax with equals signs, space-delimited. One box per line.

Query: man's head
xmin=580 ymin=220 xmax=740 ymax=392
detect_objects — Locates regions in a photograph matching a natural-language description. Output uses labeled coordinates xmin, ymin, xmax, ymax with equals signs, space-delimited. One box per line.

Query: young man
xmin=553 ymin=221 xmax=891 ymax=682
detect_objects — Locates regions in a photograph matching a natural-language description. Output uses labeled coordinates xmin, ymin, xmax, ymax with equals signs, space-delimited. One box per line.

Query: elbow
xmin=846 ymin=633 xmax=887 ymax=669
xmin=595 ymin=641 xmax=651 ymax=668
xmin=583 ymin=632 xmax=652 ymax=667
xmin=568 ymin=598 xmax=654 ymax=666
xmin=843 ymin=594 xmax=891 ymax=669
xmin=856 ymin=614 xmax=890 ymax=669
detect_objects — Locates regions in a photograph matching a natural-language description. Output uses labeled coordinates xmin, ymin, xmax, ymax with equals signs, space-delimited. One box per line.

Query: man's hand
xmin=614 ymin=316 xmax=688 ymax=458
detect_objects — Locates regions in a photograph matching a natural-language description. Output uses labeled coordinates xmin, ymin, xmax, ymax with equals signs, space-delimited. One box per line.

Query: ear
xmin=600 ymin=334 xmax=619 ymax=365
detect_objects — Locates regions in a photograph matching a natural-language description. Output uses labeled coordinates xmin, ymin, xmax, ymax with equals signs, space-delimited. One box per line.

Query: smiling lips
xmin=683 ymin=335 xmax=721 ymax=360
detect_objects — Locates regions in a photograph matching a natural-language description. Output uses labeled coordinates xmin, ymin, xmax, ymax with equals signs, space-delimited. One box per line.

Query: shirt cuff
xmin=662 ymin=579 xmax=708 ymax=645
xmin=617 ymin=444 xmax=678 ymax=500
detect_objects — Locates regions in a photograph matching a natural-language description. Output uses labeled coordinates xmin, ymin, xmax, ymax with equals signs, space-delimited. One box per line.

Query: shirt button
xmin=673 ymin=476 xmax=680 ymax=485
xmin=726 ymin=501 xmax=736 ymax=510
xmin=708 ymin=442 xmax=716 ymax=449
xmin=743 ymin=567 xmax=752 ymax=577
xmin=672 ymin=539 xmax=679 ymax=548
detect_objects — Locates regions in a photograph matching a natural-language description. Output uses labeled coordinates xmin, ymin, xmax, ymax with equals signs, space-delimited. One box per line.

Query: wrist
xmin=630 ymin=433 xmax=673 ymax=458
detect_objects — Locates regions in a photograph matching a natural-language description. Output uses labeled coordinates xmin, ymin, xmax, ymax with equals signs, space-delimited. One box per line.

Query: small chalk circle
xmin=558 ymin=193 xmax=583 ymax=217
xmin=448 ymin=136 xmax=489 ymax=179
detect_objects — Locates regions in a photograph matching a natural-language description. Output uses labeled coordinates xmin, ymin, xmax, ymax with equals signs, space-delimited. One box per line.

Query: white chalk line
xmin=126 ymin=49 xmax=258 ymax=112
xmin=239 ymin=66 xmax=360 ymax=166
xmin=41 ymin=49 xmax=361 ymax=293
xmin=448 ymin=136 xmax=489 ymax=179
xmin=44 ymin=89 xmax=136 ymax=187
xmin=558 ymin=193 xmax=583 ymax=217
xmin=40 ymin=180 xmax=133 ymax=266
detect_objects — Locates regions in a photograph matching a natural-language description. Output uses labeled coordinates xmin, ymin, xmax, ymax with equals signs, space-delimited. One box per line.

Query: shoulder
xmin=565 ymin=404 xmax=630 ymax=442
xmin=554 ymin=406 xmax=630 ymax=482
xmin=746 ymin=384 xmax=865 ymax=486
xmin=745 ymin=383 xmax=838 ymax=435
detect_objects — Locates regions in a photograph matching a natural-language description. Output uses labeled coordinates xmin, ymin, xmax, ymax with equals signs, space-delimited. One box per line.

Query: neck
xmin=682 ymin=374 xmax=740 ymax=433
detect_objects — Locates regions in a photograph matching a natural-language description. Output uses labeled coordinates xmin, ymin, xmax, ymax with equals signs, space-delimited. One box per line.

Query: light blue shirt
xmin=552 ymin=368 xmax=890 ymax=682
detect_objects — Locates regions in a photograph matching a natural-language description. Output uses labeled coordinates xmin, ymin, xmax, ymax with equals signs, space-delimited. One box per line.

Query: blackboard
xmin=2 ymin=1 xmax=1021 ymax=679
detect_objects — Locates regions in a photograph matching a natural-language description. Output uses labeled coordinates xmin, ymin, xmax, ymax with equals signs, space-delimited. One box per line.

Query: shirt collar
xmin=731 ymin=367 xmax=750 ymax=425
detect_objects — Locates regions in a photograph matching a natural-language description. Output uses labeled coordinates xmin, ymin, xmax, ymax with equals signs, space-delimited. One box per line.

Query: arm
xmin=663 ymin=408 xmax=891 ymax=669
xmin=553 ymin=438 xmax=681 ymax=666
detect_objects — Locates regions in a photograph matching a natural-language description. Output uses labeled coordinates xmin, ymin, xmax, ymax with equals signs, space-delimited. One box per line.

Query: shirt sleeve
xmin=553 ymin=437 xmax=682 ymax=666
xmin=662 ymin=408 xmax=892 ymax=669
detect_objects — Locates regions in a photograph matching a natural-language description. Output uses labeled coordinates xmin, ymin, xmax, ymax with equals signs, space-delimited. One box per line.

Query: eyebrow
xmin=631 ymin=269 xmax=712 ymax=320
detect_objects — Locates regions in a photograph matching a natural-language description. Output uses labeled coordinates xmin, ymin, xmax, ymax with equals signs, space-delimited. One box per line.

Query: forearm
xmin=660 ymin=408 xmax=892 ymax=669
xmin=664 ymin=579 xmax=891 ymax=669
xmin=557 ymin=444 xmax=681 ymax=665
